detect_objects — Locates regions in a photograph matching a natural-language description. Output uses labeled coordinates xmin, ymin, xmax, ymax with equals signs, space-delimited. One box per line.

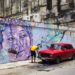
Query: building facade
xmin=0 ymin=0 xmax=75 ymax=25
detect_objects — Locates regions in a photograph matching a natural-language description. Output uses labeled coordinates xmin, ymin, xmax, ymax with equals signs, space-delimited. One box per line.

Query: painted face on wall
xmin=3 ymin=25 xmax=31 ymax=61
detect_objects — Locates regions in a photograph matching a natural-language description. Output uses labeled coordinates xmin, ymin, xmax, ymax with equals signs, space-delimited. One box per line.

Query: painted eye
xmin=8 ymin=37 xmax=15 ymax=40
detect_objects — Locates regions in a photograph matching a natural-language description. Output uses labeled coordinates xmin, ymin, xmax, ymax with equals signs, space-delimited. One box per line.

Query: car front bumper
xmin=38 ymin=55 xmax=54 ymax=60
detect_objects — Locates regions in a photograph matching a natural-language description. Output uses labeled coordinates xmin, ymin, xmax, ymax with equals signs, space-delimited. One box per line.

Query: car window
xmin=49 ymin=44 xmax=61 ymax=50
xmin=61 ymin=45 xmax=73 ymax=50
xmin=55 ymin=45 xmax=61 ymax=50
xmin=50 ymin=44 xmax=55 ymax=49
xmin=67 ymin=45 xmax=73 ymax=49
xmin=61 ymin=46 xmax=67 ymax=50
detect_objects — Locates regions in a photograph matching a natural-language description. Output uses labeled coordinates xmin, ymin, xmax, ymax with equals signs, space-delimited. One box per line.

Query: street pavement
xmin=0 ymin=59 xmax=75 ymax=75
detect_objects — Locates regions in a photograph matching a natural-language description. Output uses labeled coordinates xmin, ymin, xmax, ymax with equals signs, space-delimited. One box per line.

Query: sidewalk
xmin=0 ymin=58 xmax=41 ymax=70
xmin=0 ymin=60 xmax=31 ymax=70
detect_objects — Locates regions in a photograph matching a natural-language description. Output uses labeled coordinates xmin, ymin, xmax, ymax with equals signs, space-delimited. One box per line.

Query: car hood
xmin=39 ymin=49 xmax=59 ymax=54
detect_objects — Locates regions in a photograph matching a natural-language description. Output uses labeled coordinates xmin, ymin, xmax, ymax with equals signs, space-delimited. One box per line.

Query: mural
xmin=0 ymin=24 xmax=32 ymax=63
xmin=3 ymin=25 xmax=32 ymax=61
xmin=0 ymin=18 xmax=75 ymax=64
xmin=32 ymin=27 xmax=75 ymax=50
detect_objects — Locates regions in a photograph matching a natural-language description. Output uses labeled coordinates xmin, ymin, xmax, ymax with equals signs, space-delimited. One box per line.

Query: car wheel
xmin=55 ymin=58 xmax=61 ymax=64
xmin=42 ymin=60 xmax=47 ymax=63
xmin=72 ymin=55 xmax=75 ymax=60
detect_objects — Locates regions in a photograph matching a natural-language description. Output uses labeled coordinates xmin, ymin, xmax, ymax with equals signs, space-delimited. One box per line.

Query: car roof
xmin=52 ymin=42 xmax=72 ymax=46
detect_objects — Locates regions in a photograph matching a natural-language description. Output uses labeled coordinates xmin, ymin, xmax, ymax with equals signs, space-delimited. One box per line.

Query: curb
xmin=0 ymin=60 xmax=31 ymax=70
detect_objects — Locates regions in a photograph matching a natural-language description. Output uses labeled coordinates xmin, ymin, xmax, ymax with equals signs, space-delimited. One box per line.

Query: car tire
xmin=72 ymin=55 xmax=75 ymax=60
xmin=55 ymin=58 xmax=61 ymax=64
xmin=42 ymin=60 xmax=47 ymax=63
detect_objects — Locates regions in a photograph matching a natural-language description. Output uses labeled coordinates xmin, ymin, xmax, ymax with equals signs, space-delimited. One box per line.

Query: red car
xmin=38 ymin=43 xmax=75 ymax=63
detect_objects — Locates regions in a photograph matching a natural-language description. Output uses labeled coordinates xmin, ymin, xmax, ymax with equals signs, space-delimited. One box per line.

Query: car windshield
xmin=47 ymin=44 xmax=61 ymax=50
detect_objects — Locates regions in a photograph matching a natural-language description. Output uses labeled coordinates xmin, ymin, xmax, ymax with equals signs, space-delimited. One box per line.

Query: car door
xmin=65 ymin=45 xmax=74 ymax=58
xmin=62 ymin=45 xmax=73 ymax=59
xmin=60 ymin=46 xmax=70 ymax=59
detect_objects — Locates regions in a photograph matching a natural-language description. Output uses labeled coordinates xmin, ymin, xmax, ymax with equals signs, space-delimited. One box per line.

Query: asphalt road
xmin=0 ymin=60 xmax=75 ymax=75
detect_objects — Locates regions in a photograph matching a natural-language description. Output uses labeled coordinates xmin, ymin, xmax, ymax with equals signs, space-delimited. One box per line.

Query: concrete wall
xmin=0 ymin=25 xmax=32 ymax=63
xmin=32 ymin=23 xmax=75 ymax=50
xmin=0 ymin=18 xmax=75 ymax=64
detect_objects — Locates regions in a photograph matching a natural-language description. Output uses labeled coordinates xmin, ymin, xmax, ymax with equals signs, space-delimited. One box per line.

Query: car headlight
xmin=50 ymin=54 xmax=53 ymax=57
xmin=38 ymin=53 xmax=41 ymax=58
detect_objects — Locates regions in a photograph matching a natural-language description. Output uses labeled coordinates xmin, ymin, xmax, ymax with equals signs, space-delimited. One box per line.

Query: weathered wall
xmin=0 ymin=18 xmax=75 ymax=64
xmin=0 ymin=23 xmax=32 ymax=63
xmin=32 ymin=27 xmax=75 ymax=50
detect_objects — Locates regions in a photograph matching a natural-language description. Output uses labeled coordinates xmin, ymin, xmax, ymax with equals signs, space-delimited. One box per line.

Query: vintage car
xmin=38 ymin=43 xmax=75 ymax=63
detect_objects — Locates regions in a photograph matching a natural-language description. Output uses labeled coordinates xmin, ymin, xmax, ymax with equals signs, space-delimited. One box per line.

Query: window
xmin=48 ymin=44 xmax=61 ymax=50
xmin=62 ymin=45 xmax=73 ymax=50
xmin=69 ymin=0 xmax=74 ymax=8
xmin=39 ymin=0 xmax=46 ymax=6
xmin=12 ymin=0 xmax=15 ymax=3
xmin=65 ymin=0 xmax=75 ymax=8
xmin=57 ymin=0 xmax=61 ymax=13
xmin=47 ymin=0 xmax=52 ymax=10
